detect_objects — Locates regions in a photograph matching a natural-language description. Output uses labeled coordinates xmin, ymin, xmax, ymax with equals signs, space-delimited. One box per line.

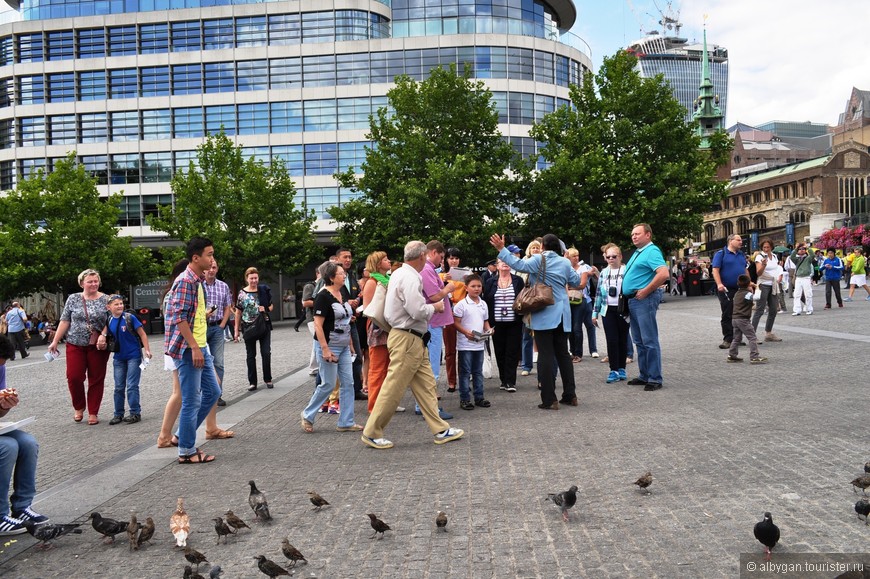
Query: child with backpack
xmin=103 ymin=295 xmax=152 ymax=425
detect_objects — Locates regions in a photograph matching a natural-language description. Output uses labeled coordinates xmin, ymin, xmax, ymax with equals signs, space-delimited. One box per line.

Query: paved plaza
xmin=0 ymin=288 xmax=868 ymax=578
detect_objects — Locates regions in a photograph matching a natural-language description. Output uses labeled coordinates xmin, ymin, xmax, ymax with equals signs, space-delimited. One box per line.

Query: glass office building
xmin=0 ymin=0 xmax=591 ymax=240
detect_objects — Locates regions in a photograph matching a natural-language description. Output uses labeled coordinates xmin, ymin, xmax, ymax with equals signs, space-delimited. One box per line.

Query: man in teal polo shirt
xmin=622 ymin=223 xmax=670 ymax=391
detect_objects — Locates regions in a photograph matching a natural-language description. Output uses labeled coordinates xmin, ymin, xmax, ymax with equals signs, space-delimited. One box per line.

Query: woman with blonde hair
xmin=519 ymin=239 xmax=542 ymax=376
xmin=361 ymin=251 xmax=393 ymax=411
xmin=591 ymin=243 xmax=630 ymax=383
xmin=234 ymin=267 xmax=274 ymax=391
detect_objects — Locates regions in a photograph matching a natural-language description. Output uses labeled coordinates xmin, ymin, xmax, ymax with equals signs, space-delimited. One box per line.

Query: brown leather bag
xmin=513 ymin=254 xmax=555 ymax=314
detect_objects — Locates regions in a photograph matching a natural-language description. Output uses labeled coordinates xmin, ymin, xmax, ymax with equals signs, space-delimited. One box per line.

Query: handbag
xmin=616 ymin=293 xmax=631 ymax=317
xmin=362 ymin=281 xmax=392 ymax=332
xmin=513 ymin=254 xmax=554 ymax=314
xmin=242 ymin=312 xmax=268 ymax=341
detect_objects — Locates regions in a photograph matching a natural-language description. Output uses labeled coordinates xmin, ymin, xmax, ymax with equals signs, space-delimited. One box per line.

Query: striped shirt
xmin=204 ymin=278 xmax=232 ymax=323
xmin=493 ymin=285 xmax=516 ymax=322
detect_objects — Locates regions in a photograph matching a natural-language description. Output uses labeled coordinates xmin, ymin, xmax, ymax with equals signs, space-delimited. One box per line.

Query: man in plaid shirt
xmin=164 ymin=237 xmax=220 ymax=464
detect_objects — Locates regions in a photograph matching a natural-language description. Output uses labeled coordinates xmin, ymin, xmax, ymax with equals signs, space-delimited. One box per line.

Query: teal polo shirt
xmin=622 ymin=243 xmax=667 ymax=295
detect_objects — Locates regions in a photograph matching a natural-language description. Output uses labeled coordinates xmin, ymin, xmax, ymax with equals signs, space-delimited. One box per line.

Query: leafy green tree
xmin=0 ymin=153 xmax=158 ymax=299
xmin=331 ymin=65 xmax=520 ymax=263
xmin=522 ymin=50 xmax=731 ymax=253
xmin=149 ymin=132 xmax=318 ymax=285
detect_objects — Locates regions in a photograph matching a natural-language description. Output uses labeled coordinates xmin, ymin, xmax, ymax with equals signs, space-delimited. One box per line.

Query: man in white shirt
xmin=4 ymin=303 xmax=28 ymax=360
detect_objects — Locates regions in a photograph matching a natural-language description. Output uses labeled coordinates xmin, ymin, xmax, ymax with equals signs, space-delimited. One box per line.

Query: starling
xmin=753 ymin=512 xmax=780 ymax=561
xmin=864 ymin=461 xmax=870 ymax=474
xmin=281 ymin=538 xmax=307 ymax=567
xmin=435 ymin=511 xmax=448 ymax=532
xmin=367 ymin=513 xmax=391 ymax=539
xmin=308 ymin=491 xmax=330 ymax=511
xmin=852 ymin=475 xmax=870 ymax=494
xmin=546 ymin=485 xmax=579 ymax=522
xmin=634 ymin=471 xmax=654 ymax=494
xmin=254 ymin=555 xmax=291 ymax=577
xmin=856 ymin=499 xmax=870 ymax=525
xmin=24 ymin=522 xmax=82 ymax=549
xmin=183 ymin=565 xmax=206 ymax=579
xmin=89 ymin=512 xmax=129 ymax=544
xmin=127 ymin=512 xmax=140 ymax=551
xmin=171 ymin=498 xmax=191 ymax=547
xmin=248 ymin=480 xmax=272 ymax=521
xmin=137 ymin=517 xmax=155 ymax=548
xmin=184 ymin=546 xmax=209 ymax=571
xmin=208 ymin=566 xmax=222 ymax=579
xmin=224 ymin=510 xmax=250 ymax=533
xmin=213 ymin=517 xmax=233 ymax=545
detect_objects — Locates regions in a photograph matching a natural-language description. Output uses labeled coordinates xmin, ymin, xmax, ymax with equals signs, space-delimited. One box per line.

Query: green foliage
xmin=523 ymin=50 xmax=731 ymax=254
xmin=331 ymin=65 xmax=520 ymax=264
xmin=0 ymin=153 xmax=158 ymax=299
xmin=149 ymin=132 xmax=318 ymax=285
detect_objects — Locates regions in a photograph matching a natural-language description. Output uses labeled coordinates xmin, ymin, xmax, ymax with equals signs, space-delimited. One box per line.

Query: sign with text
xmin=133 ymin=280 xmax=168 ymax=311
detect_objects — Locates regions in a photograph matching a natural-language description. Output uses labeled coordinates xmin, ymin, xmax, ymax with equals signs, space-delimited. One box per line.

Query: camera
xmin=608 ymin=286 xmax=618 ymax=298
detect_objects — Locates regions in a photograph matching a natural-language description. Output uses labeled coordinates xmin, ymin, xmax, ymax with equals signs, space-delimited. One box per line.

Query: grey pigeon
xmin=24 ymin=522 xmax=82 ymax=549
xmin=546 ymin=485 xmax=578 ymax=521
xmin=208 ymin=565 xmax=222 ymax=579
xmin=367 ymin=513 xmax=391 ymax=539
xmin=248 ymin=480 xmax=272 ymax=521
xmin=856 ymin=499 xmax=870 ymax=525
xmin=89 ymin=512 xmax=129 ymax=544
xmin=254 ymin=555 xmax=290 ymax=577
xmin=753 ymin=512 xmax=780 ymax=561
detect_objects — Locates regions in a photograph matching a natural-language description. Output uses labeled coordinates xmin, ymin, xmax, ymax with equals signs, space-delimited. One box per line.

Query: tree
xmin=0 ymin=153 xmax=158 ymax=300
xmin=522 ymin=50 xmax=731 ymax=254
xmin=331 ymin=65 xmax=520 ymax=263
xmin=149 ymin=132 xmax=319 ymax=285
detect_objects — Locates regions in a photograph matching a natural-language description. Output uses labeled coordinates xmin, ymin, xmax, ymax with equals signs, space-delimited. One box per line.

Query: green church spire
xmin=692 ymin=22 xmax=724 ymax=148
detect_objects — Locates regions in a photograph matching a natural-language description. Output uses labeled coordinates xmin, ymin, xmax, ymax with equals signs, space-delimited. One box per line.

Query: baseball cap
xmin=506 ymin=244 xmax=521 ymax=254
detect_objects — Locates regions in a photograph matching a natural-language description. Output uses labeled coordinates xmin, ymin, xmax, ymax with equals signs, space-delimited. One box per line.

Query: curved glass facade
xmin=0 ymin=0 xmax=588 ymax=235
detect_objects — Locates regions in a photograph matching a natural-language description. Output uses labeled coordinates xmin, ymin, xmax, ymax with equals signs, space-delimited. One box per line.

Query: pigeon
xmin=213 ymin=517 xmax=233 ymax=545
xmin=24 ymin=522 xmax=82 ymax=549
xmin=865 ymin=461 xmax=870 ymax=474
xmin=137 ymin=517 xmax=155 ymax=548
xmin=435 ymin=511 xmax=448 ymax=532
xmin=634 ymin=471 xmax=653 ymax=494
xmin=856 ymin=499 xmax=870 ymax=525
xmin=171 ymin=498 xmax=191 ymax=547
xmin=127 ymin=512 xmax=140 ymax=551
xmin=254 ymin=555 xmax=291 ymax=577
xmin=183 ymin=565 xmax=206 ymax=579
xmin=853 ymin=475 xmax=870 ymax=494
xmin=753 ymin=512 xmax=780 ymax=561
xmin=281 ymin=538 xmax=307 ymax=567
xmin=224 ymin=510 xmax=250 ymax=533
xmin=546 ymin=485 xmax=578 ymax=522
xmin=367 ymin=513 xmax=391 ymax=539
xmin=308 ymin=491 xmax=330 ymax=511
xmin=248 ymin=481 xmax=272 ymax=522
xmin=208 ymin=565 xmax=222 ymax=579
xmin=184 ymin=546 xmax=209 ymax=571
xmin=89 ymin=512 xmax=129 ymax=544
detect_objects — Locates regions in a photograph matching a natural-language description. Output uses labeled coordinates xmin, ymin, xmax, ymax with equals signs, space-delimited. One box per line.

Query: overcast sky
xmin=572 ymin=0 xmax=869 ymax=127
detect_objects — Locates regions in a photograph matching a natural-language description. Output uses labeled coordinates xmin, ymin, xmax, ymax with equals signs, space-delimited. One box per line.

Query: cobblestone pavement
xmin=0 ymin=288 xmax=869 ymax=578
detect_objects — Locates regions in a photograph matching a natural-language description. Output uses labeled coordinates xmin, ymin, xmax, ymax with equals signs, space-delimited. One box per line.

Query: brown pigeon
xmin=171 ymin=498 xmax=191 ymax=547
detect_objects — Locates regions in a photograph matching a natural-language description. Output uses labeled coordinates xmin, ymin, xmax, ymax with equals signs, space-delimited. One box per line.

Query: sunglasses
xmin=605 ymin=255 xmax=619 ymax=259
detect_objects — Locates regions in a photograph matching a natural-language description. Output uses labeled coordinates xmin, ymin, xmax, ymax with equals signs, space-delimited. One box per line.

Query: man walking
xmin=711 ymin=234 xmax=748 ymax=349
xmin=164 ymin=237 xmax=221 ymax=464
xmin=3 ymin=303 xmax=28 ymax=360
xmin=420 ymin=240 xmax=455 ymax=420
xmin=622 ymin=224 xmax=670 ymax=391
xmin=788 ymin=244 xmax=815 ymax=315
xmin=335 ymin=248 xmax=367 ymax=400
xmin=204 ymin=260 xmax=232 ymax=406
xmin=361 ymin=240 xmax=464 ymax=450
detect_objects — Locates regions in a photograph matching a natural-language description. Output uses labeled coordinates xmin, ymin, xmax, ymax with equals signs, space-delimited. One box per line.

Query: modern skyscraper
xmin=0 ymin=0 xmax=592 ymax=240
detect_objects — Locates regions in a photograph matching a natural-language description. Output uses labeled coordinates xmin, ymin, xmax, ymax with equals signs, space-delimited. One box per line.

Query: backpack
xmin=105 ymin=310 xmax=143 ymax=350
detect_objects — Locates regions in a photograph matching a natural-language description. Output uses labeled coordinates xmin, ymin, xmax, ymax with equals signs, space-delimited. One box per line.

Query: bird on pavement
xmin=634 ymin=472 xmax=654 ymax=494
xmin=183 ymin=565 xmax=205 ymax=579
xmin=224 ymin=510 xmax=250 ymax=533
xmin=254 ymin=555 xmax=290 ymax=577
xmin=856 ymin=499 xmax=870 ymax=525
xmin=208 ymin=565 xmax=222 ymax=579
xmin=307 ymin=491 xmax=330 ymax=511
xmin=89 ymin=512 xmax=129 ymax=544
xmin=865 ymin=461 xmax=870 ymax=474
xmin=436 ymin=511 xmax=448 ymax=532
xmin=546 ymin=485 xmax=578 ymax=522
xmin=281 ymin=538 xmax=307 ymax=567
xmin=367 ymin=513 xmax=391 ymax=539
xmin=171 ymin=498 xmax=191 ymax=547
xmin=249 ymin=481 xmax=272 ymax=522
xmin=184 ymin=546 xmax=209 ymax=571
xmin=213 ymin=517 xmax=233 ymax=544
xmin=137 ymin=517 xmax=155 ymax=548
xmin=852 ymin=475 xmax=870 ymax=494
xmin=753 ymin=512 xmax=780 ymax=561
xmin=24 ymin=522 xmax=82 ymax=549
xmin=127 ymin=512 xmax=141 ymax=551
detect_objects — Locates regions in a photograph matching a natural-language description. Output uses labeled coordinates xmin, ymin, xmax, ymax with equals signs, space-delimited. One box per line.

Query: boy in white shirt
xmin=453 ymin=274 xmax=492 ymax=411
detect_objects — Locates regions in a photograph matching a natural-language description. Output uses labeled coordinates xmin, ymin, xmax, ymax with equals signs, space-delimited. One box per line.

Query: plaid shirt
xmin=164 ymin=266 xmax=206 ymax=359
xmin=205 ymin=278 xmax=232 ymax=323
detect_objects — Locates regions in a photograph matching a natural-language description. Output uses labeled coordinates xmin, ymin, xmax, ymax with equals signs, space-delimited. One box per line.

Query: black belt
xmin=397 ymin=327 xmax=425 ymax=339
xmin=208 ymin=321 xmax=222 ymax=326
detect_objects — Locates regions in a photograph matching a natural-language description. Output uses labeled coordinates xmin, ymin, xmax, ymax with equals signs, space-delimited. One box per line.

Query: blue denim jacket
xmin=497 ymin=249 xmax=580 ymax=331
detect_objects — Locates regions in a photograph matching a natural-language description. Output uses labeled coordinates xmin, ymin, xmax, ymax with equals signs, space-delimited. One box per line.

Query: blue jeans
xmin=302 ymin=342 xmax=355 ymax=428
xmin=581 ymin=299 xmax=597 ymax=354
xmin=458 ymin=350 xmax=485 ymax=401
xmin=427 ymin=326 xmax=444 ymax=382
xmin=628 ymin=288 xmax=663 ymax=384
xmin=521 ymin=325 xmax=534 ymax=371
xmin=174 ymin=345 xmax=221 ymax=456
xmin=569 ymin=303 xmax=583 ymax=357
xmin=112 ymin=356 xmax=142 ymax=416
xmin=0 ymin=430 xmax=38 ymax=517
xmin=206 ymin=324 xmax=226 ymax=384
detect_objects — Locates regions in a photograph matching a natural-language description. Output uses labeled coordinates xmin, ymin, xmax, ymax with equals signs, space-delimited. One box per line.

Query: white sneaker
xmin=434 ymin=427 xmax=464 ymax=445
xmin=361 ymin=435 xmax=393 ymax=449
xmin=521 ymin=370 xmax=530 ymax=376
xmin=591 ymin=352 xmax=599 ymax=358
xmin=395 ymin=406 xmax=406 ymax=413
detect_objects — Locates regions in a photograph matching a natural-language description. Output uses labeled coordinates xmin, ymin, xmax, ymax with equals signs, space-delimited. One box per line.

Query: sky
xmin=570 ymin=0 xmax=870 ymax=128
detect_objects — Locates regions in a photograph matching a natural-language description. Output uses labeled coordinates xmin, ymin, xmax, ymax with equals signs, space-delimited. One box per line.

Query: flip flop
xmin=300 ymin=413 xmax=314 ymax=433
xmin=206 ymin=429 xmax=235 ymax=440
xmin=73 ymin=410 xmax=84 ymax=422
xmin=178 ymin=450 xmax=216 ymax=464
xmin=87 ymin=415 xmax=99 ymax=425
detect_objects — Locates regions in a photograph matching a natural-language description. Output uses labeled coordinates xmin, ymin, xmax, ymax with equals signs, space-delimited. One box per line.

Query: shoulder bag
xmin=82 ymin=295 xmax=101 ymax=346
xmin=241 ymin=292 xmax=269 ymax=341
xmin=513 ymin=254 xmax=555 ymax=314
xmin=362 ymin=281 xmax=392 ymax=332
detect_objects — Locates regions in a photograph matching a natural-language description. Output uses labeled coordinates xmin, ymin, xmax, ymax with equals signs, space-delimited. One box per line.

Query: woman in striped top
xmin=482 ymin=260 xmax=525 ymax=392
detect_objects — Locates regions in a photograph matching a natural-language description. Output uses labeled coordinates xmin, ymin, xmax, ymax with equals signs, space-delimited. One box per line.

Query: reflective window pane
xmin=108 ymin=26 xmax=137 ymax=56
xmin=78 ymin=70 xmax=107 ymax=101
xmin=142 ymin=109 xmax=171 ymax=140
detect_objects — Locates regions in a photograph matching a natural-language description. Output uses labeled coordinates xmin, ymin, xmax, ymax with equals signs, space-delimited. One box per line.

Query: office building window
xmin=338 ymin=141 xmax=368 ymax=173
xmin=173 ymin=151 xmax=198 ymax=175
xmin=534 ymin=50 xmax=554 ymax=84
xmin=236 ymin=16 xmax=267 ymax=47
xmin=18 ymin=75 xmax=45 ymax=105
xmin=142 ymin=109 xmax=171 ymax=140
xmin=203 ymin=18 xmax=234 ymax=50
xmin=235 ymin=60 xmax=267 ymax=91
xmin=108 ymin=26 xmax=137 ymax=56
xmin=47 ymin=73 xmax=75 ymax=103
xmin=0 ymin=77 xmax=10 ymax=108
xmin=111 ymin=153 xmax=140 ymax=184
xmin=174 ymin=107 xmax=204 ymax=138
xmin=270 ymin=57 xmax=301 ymax=89
xmin=241 ymin=146 xmax=270 ymax=165
xmin=0 ymin=161 xmax=13 ymax=191
xmin=80 ymin=113 xmax=108 ymax=143
xmin=302 ymin=186 xmax=339 ymax=219
xmin=142 ymin=152 xmax=173 ymax=183
xmin=46 ymin=30 xmax=75 ymax=61
xmin=109 ymin=68 xmax=138 ymax=99
xmin=18 ymin=158 xmax=47 ymax=181
xmin=18 ymin=33 xmax=44 ymax=63
xmin=205 ymin=104 xmax=236 ymax=135
xmin=77 ymin=28 xmax=106 ymax=59
xmin=110 ymin=111 xmax=139 ymax=142
xmin=0 ymin=37 xmax=12 ymax=66
xmin=204 ymin=62 xmax=237 ymax=93
xmin=270 ymin=101 xmax=303 ymax=134
xmin=140 ymin=23 xmax=169 ymax=54
xmin=140 ymin=66 xmax=170 ymax=97
xmin=171 ymin=21 xmax=201 ymax=52
xmin=238 ymin=103 xmax=269 ymax=135
xmin=304 ymin=143 xmax=338 ymax=176
xmin=0 ymin=119 xmax=13 ymax=150
xmin=48 ymin=114 xmax=76 ymax=145
xmin=117 ymin=195 xmax=141 ymax=226
xmin=534 ymin=94 xmax=554 ymax=121
xmin=337 ymin=97 xmax=373 ymax=130
xmin=268 ymin=14 xmax=301 ymax=45
xmin=508 ymin=92 xmax=535 ymax=125
xmin=302 ymin=55 xmax=336 ymax=87
xmin=81 ymin=155 xmax=108 ymax=185
xmin=78 ymin=70 xmax=107 ymax=101
xmin=304 ymin=99 xmax=337 ymax=131
xmin=142 ymin=193 xmax=172 ymax=219
xmin=508 ymin=47 xmax=534 ymax=80
xmin=272 ymin=145 xmax=304 ymax=176
xmin=18 ymin=117 xmax=45 ymax=147
xmin=301 ymin=11 xmax=335 ymax=44
xmin=172 ymin=63 xmax=202 ymax=95
xmin=555 ymin=55 xmax=569 ymax=87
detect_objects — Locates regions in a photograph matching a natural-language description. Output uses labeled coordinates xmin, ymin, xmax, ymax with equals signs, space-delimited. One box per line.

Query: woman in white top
xmin=591 ymin=243 xmax=630 ymax=384
xmin=751 ymin=239 xmax=783 ymax=342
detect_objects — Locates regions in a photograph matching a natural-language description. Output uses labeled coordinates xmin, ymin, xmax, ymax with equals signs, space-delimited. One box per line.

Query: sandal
xmin=300 ymin=413 xmax=314 ymax=433
xmin=157 ymin=438 xmax=175 ymax=448
xmin=87 ymin=415 xmax=99 ymax=425
xmin=447 ymin=387 xmax=456 ymax=393
xmin=178 ymin=449 xmax=216 ymax=464
xmin=206 ymin=429 xmax=235 ymax=440
xmin=73 ymin=410 xmax=84 ymax=423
